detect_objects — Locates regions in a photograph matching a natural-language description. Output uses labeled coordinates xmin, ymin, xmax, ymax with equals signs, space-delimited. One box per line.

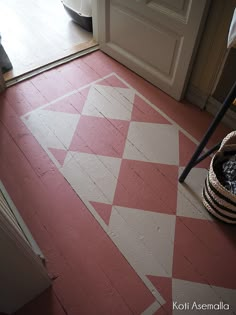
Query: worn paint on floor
xmin=0 ymin=51 xmax=235 ymax=315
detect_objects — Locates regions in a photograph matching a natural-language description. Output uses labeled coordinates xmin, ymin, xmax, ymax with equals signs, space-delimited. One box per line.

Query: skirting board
xmin=206 ymin=96 xmax=236 ymax=129
xmin=185 ymin=84 xmax=208 ymax=110
xmin=186 ymin=84 xmax=236 ymax=128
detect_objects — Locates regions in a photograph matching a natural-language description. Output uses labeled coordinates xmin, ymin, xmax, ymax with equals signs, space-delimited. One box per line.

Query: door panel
xmin=110 ymin=4 xmax=179 ymax=76
xmin=147 ymin=0 xmax=190 ymax=21
xmin=97 ymin=0 xmax=209 ymax=100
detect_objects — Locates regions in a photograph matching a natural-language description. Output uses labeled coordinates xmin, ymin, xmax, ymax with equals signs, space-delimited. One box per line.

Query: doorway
xmin=0 ymin=0 xmax=97 ymax=81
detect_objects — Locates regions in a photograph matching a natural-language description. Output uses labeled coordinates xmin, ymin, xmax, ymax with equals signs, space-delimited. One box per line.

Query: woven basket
xmin=202 ymin=131 xmax=236 ymax=224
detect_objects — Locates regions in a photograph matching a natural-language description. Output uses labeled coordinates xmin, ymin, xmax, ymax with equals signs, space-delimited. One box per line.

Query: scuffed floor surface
xmin=0 ymin=51 xmax=235 ymax=315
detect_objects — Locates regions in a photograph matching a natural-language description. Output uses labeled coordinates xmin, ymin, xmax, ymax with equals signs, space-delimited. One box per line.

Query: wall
xmin=213 ymin=48 xmax=236 ymax=103
xmin=186 ymin=0 xmax=236 ymax=109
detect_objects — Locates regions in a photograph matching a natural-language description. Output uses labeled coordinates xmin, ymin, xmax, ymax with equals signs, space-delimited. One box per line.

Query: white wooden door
xmin=95 ymin=0 xmax=209 ymax=100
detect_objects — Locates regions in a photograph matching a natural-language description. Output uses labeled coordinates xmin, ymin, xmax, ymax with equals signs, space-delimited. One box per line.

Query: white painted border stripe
xmin=141 ymin=300 xmax=162 ymax=315
xmin=112 ymin=73 xmax=203 ymax=147
xmin=21 ymin=73 xmax=116 ymax=118
xmin=22 ymin=71 xmax=213 ymax=150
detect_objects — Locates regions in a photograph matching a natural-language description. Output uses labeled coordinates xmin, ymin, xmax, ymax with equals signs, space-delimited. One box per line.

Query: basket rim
xmin=209 ymin=155 xmax=236 ymax=202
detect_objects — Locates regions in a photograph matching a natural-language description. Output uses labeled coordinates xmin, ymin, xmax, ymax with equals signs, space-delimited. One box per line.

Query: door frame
xmin=92 ymin=0 xmax=99 ymax=43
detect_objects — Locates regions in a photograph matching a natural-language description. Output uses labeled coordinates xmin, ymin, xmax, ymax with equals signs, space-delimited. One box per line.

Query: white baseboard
xmin=185 ymin=84 xmax=208 ymax=109
xmin=186 ymin=84 xmax=236 ymax=129
xmin=206 ymin=96 xmax=236 ymax=129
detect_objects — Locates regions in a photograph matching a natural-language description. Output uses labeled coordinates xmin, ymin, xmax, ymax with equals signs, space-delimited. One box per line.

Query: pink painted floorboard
xmin=0 ymin=120 xmax=154 ymax=314
xmin=114 ymin=160 xmax=178 ymax=214
xmin=0 ymin=51 xmax=233 ymax=315
xmin=173 ymin=217 xmax=236 ymax=289
xmin=69 ymin=116 xmax=129 ymax=157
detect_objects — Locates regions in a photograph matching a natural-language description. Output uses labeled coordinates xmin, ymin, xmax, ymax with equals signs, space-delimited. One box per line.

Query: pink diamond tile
xmin=113 ymin=159 xmax=178 ymax=214
xmin=90 ymin=202 xmax=113 ymax=225
xmin=173 ymin=217 xmax=236 ymax=289
xmin=148 ymin=276 xmax=172 ymax=315
xmin=45 ymin=92 xmax=87 ymax=114
xmin=131 ymin=95 xmax=171 ymax=124
xmin=97 ymin=74 xmax=129 ymax=88
xmin=49 ymin=148 xmax=68 ymax=166
xmin=46 ymin=98 xmax=79 ymax=115
xmin=179 ymin=131 xmax=211 ymax=168
xmin=69 ymin=116 xmax=130 ymax=158
xmin=79 ymin=86 xmax=92 ymax=99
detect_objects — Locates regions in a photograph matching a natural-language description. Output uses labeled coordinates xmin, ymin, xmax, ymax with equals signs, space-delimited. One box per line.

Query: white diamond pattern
xmin=21 ymin=73 xmax=234 ymax=315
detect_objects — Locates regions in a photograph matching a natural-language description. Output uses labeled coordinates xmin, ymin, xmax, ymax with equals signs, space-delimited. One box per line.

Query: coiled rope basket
xmin=202 ymin=131 xmax=236 ymax=224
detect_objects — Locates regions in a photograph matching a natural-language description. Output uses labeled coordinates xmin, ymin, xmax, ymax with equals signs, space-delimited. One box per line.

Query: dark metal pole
xmin=179 ymin=80 xmax=236 ymax=183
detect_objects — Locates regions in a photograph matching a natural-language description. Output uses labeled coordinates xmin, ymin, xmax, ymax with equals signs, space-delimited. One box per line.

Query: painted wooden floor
xmin=0 ymin=0 xmax=94 ymax=80
xmin=0 ymin=51 xmax=235 ymax=315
